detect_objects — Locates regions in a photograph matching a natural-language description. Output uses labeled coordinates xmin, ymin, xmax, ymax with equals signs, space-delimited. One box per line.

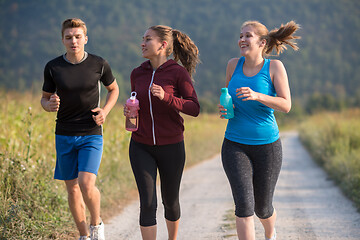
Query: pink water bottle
xmin=125 ymin=91 xmax=139 ymax=131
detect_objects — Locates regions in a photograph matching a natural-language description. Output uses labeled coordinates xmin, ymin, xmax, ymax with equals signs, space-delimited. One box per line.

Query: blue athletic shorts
xmin=54 ymin=135 xmax=103 ymax=180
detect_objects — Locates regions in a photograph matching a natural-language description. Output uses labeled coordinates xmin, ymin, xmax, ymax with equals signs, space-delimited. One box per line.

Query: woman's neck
xmin=242 ymin=54 xmax=265 ymax=77
xmin=243 ymin=54 xmax=264 ymax=68
xmin=149 ymin=55 xmax=168 ymax=70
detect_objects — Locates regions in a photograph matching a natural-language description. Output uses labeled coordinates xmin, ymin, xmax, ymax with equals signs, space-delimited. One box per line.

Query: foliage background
xmin=1 ymin=0 xmax=360 ymax=111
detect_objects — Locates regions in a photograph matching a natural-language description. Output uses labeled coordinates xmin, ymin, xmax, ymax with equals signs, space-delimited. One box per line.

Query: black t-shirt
xmin=43 ymin=52 xmax=115 ymax=136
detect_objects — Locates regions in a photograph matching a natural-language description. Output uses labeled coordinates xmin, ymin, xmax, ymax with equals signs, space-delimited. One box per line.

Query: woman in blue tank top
xmin=219 ymin=20 xmax=300 ymax=240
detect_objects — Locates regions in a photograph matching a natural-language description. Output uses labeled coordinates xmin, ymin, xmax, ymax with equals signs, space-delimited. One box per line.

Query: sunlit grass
xmin=299 ymin=109 xmax=360 ymax=210
xmin=0 ymin=91 xmax=75 ymax=239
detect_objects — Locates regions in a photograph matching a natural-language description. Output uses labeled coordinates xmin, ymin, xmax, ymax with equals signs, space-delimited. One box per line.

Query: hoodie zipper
xmin=148 ymin=70 xmax=156 ymax=145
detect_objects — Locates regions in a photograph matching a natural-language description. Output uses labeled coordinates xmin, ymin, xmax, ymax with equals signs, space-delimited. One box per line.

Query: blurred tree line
xmin=0 ymin=0 xmax=359 ymax=114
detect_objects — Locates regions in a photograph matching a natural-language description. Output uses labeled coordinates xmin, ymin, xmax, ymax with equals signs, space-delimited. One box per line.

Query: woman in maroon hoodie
xmin=124 ymin=25 xmax=200 ymax=240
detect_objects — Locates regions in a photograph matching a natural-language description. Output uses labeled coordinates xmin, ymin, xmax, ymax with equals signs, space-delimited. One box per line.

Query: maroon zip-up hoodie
xmin=130 ymin=59 xmax=200 ymax=145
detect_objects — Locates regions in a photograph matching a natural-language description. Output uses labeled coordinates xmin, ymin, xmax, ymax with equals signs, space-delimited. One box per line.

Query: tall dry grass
xmin=0 ymin=91 xmax=75 ymax=239
xmin=299 ymin=109 xmax=360 ymax=210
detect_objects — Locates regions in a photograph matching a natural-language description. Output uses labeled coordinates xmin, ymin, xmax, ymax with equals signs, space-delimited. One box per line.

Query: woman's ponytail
xmin=265 ymin=21 xmax=301 ymax=55
xmin=172 ymin=29 xmax=200 ymax=76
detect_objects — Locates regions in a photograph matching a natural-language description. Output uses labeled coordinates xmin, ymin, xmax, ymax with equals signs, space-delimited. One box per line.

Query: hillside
xmin=1 ymin=0 xmax=359 ymax=108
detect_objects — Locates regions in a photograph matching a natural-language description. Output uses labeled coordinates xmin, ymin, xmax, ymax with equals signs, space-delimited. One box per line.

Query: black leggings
xmin=221 ymin=138 xmax=282 ymax=219
xmin=129 ymin=139 xmax=185 ymax=226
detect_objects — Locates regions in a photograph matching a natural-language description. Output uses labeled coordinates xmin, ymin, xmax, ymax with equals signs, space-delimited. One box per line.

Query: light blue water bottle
xmin=220 ymin=88 xmax=234 ymax=119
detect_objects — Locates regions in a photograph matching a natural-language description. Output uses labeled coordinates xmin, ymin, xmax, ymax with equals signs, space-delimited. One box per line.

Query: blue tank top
xmin=225 ymin=57 xmax=279 ymax=145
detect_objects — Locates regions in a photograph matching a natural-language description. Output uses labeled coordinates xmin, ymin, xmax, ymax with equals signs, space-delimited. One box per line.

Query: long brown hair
xmin=242 ymin=20 xmax=301 ymax=56
xmin=149 ymin=25 xmax=200 ymax=76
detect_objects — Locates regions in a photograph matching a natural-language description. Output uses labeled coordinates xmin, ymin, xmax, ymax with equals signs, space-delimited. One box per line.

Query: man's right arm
xmin=41 ymin=91 xmax=60 ymax=112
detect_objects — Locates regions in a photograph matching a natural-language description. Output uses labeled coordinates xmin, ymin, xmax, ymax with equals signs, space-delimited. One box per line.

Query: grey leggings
xmin=221 ymin=138 xmax=282 ymax=219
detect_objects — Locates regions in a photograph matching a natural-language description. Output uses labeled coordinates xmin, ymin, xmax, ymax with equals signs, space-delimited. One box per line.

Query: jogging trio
xmin=41 ymin=18 xmax=299 ymax=240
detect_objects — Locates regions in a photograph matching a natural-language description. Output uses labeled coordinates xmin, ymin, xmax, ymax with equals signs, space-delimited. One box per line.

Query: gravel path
xmin=105 ymin=131 xmax=360 ymax=239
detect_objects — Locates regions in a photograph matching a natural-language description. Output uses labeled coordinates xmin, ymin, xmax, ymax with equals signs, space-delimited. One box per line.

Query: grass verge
xmin=298 ymin=109 xmax=360 ymax=210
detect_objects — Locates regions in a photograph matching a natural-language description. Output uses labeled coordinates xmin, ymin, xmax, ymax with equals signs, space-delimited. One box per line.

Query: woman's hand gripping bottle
xmin=220 ymin=88 xmax=234 ymax=119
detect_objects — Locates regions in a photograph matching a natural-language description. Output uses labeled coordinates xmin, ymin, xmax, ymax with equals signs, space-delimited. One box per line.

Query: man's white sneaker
xmin=265 ymin=228 xmax=276 ymax=240
xmin=90 ymin=220 xmax=105 ymax=240
xmin=78 ymin=236 xmax=90 ymax=240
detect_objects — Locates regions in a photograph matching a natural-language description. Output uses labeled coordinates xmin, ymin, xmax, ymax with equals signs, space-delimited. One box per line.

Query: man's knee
xmin=65 ymin=179 xmax=82 ymax=197
xmin=78 ymin=172 xmax=97 ymax=196
xmin=78 ymin=181 xmax=97 ymax=197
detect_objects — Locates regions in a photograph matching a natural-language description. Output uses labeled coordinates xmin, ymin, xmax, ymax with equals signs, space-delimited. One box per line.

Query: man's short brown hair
xmin=61 ymin=18 xmax=87 ymax=38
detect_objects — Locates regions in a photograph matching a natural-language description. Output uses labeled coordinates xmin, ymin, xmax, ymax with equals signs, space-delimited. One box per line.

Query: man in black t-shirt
xmin=41 ymin=18 xmax=119 ymax=240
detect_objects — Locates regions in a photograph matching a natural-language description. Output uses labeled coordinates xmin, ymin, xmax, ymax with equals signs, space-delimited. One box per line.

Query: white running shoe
xmin=265 ymin=228 xmax=276 ymax=240
xmin=90 ymin=220 xmax=105 ymax=240
xmin=78 ymin=236 xmax=90 ymax=240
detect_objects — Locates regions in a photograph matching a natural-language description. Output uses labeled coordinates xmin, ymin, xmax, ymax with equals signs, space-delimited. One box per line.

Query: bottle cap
xmin=130 ymin=91 xmax=137 ymax=100
xmin=221 ymin=88 xmax=228 ymax=93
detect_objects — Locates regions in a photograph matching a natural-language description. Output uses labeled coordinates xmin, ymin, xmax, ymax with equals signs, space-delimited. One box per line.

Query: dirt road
xmin=105 ymin=132 xmax=360 ymax=239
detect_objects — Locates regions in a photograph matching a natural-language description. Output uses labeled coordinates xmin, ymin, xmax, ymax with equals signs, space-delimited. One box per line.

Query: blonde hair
xmin=149 ymin=25 xmax=200 ymax=76
xmin=61 ymin=18 xmax=87 ymax=38
xmin=242 ymin=20 xmax=300 ymax=56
